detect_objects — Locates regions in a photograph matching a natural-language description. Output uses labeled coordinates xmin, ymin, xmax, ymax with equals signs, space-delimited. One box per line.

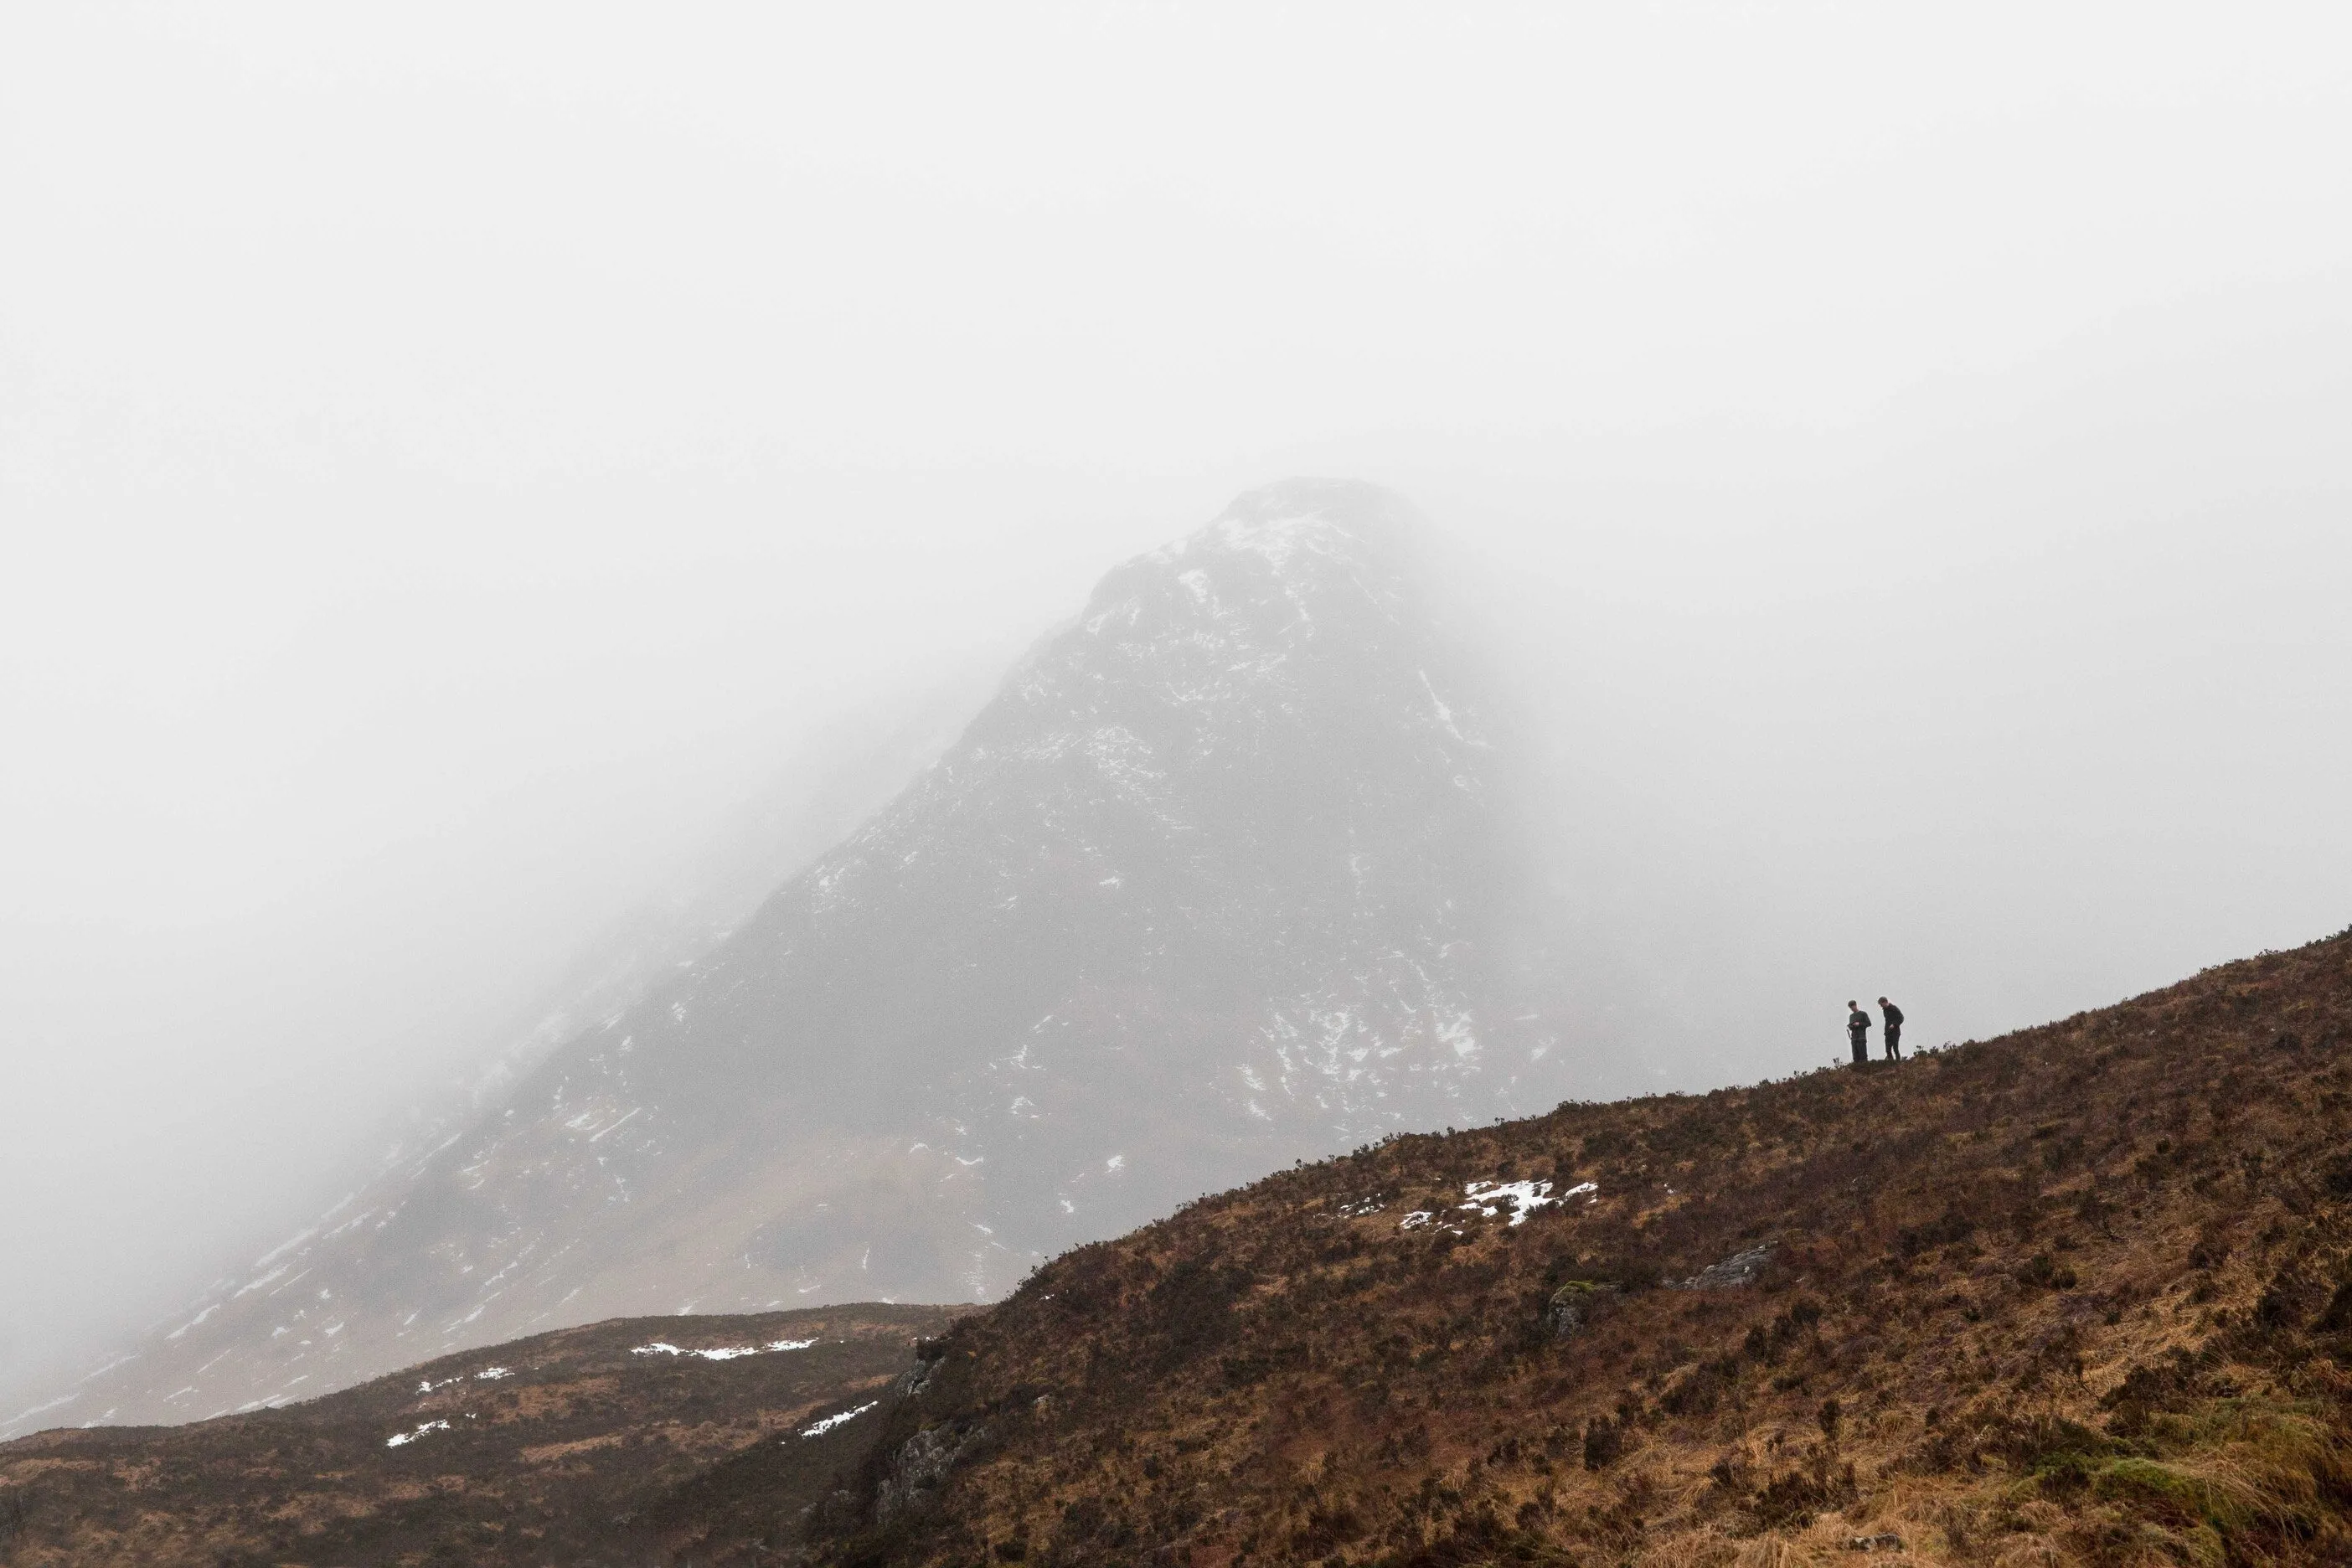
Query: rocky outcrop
xmin=1674 ymin=1242 xmax=1774 ymax=1290
xmin=874 ymin=1420 xmax=988 ymax=1524
xmin=1546 ymin=1279 xmax=1619 ymax=1338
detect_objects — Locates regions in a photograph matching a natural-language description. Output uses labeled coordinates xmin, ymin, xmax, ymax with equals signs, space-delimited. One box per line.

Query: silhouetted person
xmin=1879 ymin=996 xmax=1904 ymax=1060
xmin=1846 ymin=1001 xmax=1870 ymax=1065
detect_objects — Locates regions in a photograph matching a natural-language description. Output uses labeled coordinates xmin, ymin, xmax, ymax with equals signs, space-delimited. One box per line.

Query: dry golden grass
xmin=807 ymin=928 xmax=2352 ymax=1568
xmin=13 ymin=936 xmax=2350 ymax=1566
xmin=1728 ymin=1538 xmax=1818 ymax=1568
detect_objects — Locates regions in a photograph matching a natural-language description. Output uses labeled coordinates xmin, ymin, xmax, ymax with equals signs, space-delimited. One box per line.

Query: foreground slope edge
xmin=8 ymin=926 xmax=2350 ymax=1565
xmin=818 ymin=924 xmax=2352 ymax=1568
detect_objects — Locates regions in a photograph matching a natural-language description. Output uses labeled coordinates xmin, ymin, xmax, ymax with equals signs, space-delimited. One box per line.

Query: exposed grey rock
xmin=1844 ymin=1534 xmax=1905 ymax=1552
xmin=1673 ymin=1243 xmax=1774 ymax=1290
xmin=1546 ymin=1280 xmax=1619 ymax=1338
xmin=875 ymin=1421 xmax=988 ymax=1524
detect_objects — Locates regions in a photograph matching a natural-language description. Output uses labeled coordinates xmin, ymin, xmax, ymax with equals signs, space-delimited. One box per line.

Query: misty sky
xmin=5 ymin=4 xmax=2351 ymax=1411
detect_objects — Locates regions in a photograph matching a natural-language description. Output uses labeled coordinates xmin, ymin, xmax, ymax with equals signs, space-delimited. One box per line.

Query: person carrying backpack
xmin=1879 ymin=997 xmax=1905 ymax=1060
xmin=1846 ymin=1001 xmax=1870 ymax=1065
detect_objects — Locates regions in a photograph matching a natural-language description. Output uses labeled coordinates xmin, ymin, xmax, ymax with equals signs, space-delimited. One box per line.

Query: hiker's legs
xmin=1849 ymin=1034 xmax=1866 ymax=1065
xmin=1885 ymin=1027 xmax=1901 ymax=1061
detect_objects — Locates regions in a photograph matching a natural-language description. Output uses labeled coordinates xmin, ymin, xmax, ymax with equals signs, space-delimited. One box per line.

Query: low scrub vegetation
xmin=812 ymin=929 xmax=2352 ymax=1567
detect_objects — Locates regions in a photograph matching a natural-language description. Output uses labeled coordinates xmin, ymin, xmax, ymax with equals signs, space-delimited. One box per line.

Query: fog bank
xmin=5 ymin=3 xmax=2349 ymax=1414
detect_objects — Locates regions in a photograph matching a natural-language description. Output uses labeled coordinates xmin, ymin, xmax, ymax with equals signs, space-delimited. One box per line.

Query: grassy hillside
xmin=8 ymin=930 xmax=2349 ymax=1567
xmin=0 ymin=1304 xmax=966 ymax=1566
xmin=813 ymin=929 xmax=2352 ymax=1568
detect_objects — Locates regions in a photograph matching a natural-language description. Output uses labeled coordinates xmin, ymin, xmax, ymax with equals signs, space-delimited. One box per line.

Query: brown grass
xmin=805 ymin=928 xmax=2352 ymax=1568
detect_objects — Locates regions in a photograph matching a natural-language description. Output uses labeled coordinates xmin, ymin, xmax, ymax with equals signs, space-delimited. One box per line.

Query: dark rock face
xmin=1674 ymin=1243 xmax=1775 ymax=1290
xmin=1546 ymin=1280 xmax=1620 ymax=1338
xmin=41 ymin=478 xmax=1565 ymax=1430
xmin=874 ymin=1419 xmax=988 ymax=1524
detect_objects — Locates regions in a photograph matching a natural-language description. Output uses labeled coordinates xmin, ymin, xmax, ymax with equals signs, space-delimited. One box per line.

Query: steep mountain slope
xmin=802 ymin=926 xmax=2352 ymax=1568
xmin=22 ymin=930 xmax=2352 ymax=1567
xmin=0 ymin=664 xmax=986 ymax=1439
xmin=53 ymin=478 xmax=1558 ymax=1430
xmin=0 ymin=1304 xmax=964 ymax=1566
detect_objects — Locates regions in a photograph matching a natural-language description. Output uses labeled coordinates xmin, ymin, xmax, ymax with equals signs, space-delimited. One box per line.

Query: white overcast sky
xmin=4 ymin=3 xmax=2351 ymax=1406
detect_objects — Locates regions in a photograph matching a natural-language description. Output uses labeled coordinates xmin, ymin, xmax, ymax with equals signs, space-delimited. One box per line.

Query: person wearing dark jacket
xmin=1879 ymin=997 xmax=1905 ymax=1060
xmin=1846 ymin=1002 xmax=1870 ymax=1065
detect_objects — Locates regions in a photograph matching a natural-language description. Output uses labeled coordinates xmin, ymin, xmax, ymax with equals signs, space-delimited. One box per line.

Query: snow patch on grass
xmin=798 ymin=1400 xmax=877 ymax=1439
xmin=1460 ymin=1179 xmax=1570 ymax=1225
xmin=631 ymin=1338 xmax=817 ymax=1362
xmin=386 ymin=1418 xmax=450 ymax=1448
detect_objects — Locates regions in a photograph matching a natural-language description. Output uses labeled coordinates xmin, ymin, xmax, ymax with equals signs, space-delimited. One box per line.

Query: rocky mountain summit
xmin=32 ymin=478 xmax=1560 ymax=1431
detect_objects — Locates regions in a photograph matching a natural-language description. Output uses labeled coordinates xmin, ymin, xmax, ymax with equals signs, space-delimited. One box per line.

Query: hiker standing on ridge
xmin=1846 ymin=1001 xmax=1870 ymax=1065
xmin=1879 ymin=996 xmax=1905 ymax=1060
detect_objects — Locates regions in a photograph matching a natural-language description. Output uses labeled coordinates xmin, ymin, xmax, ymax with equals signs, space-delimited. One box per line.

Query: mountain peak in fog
xmin=1189 ymin=474 xmax=1426 ymax=548
xmin=34 ymin=479 xmax=1575 ymax=1432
